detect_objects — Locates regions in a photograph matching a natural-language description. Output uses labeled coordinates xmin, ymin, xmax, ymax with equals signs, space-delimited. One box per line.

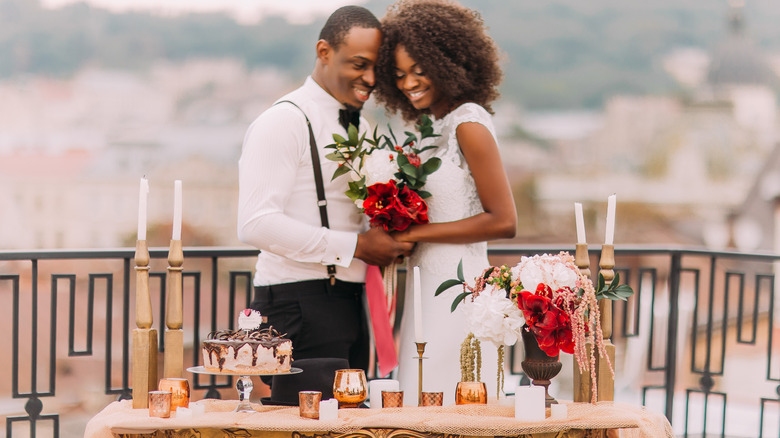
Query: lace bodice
xmin=409 ymin=103 xmax=498 ymax=274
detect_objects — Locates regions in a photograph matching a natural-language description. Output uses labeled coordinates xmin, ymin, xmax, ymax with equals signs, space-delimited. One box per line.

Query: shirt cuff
xmin=323 ymin=229 xmax=358 ymax=268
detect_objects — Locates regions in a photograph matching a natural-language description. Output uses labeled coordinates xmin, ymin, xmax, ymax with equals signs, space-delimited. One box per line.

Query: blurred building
xmin=521 ymin=1 xmax=780 ymax=250
xmin=0 ymin=60 xmax=292 ymax=249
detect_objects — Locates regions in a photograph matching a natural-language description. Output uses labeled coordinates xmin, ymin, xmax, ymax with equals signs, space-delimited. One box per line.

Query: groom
xmin=238 ymin=6 xmax=413 ymax=374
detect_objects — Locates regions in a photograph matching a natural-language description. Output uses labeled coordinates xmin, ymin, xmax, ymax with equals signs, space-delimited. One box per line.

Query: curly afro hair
xmin=373 ymin=0 xmax=502 ymax=122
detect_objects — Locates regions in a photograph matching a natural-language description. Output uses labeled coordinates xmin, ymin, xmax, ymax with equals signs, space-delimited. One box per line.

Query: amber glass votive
xmin=299 ymin=391 xmax=322 ymax=419
xmin=148 ymin=391 xmax=172 ymax=418
xmin=455 ymin=382 xmax=487 ymax=405
xmin=381 ymin=390 xmax=404 ymax=408
xmin=420 ymin=391 xmax=443 ymax=406
xmin=158 ymin=378 xmax=190 ymax=411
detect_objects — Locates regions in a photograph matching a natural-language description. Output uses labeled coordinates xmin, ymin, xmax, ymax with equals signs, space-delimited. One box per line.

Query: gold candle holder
xmin=333 ymin=369 xmax=368 ymax=408
xmin=420 ymin=391 xmax=443 ymax=406
xmin=158 ymin=377 xmax=190 ymax=411
xmin=381 ymin=390 xmax=404 ymax=408
xmin=299 ymin=391 xmax=322 ymax=419
xmin=416 ymin=342 xmax=426 ymax=406
xmin=148 ymin=391 xmax=172 ymax=418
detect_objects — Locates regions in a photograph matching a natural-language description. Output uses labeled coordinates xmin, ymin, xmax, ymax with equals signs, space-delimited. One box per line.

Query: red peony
xmin=362 ymin=181 xmax=430 ymax=232
xmin=518 ymin=287 xmax=575 ymax=357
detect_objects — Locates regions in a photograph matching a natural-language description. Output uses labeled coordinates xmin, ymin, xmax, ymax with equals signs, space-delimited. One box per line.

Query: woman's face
xmin=394 ymin=45 xmax=447 ymax=117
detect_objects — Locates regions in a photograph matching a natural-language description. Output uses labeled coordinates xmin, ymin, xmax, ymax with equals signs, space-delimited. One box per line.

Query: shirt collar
xmin=303 ymin=76 xmax=348 ymax=112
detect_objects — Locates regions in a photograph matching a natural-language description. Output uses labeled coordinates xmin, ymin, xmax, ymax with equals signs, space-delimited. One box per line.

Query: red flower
xmin=406 ymin=153 xmax=422 ymax=168
xmin=362 ymin=181 xmax=429 ymax=231
xmin=519 ymin=288 xmax=575 ymax=357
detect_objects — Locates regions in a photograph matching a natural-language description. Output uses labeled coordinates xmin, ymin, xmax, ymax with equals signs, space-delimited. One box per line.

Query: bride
xmin=373 ymin=0 xmax=517 ymax=405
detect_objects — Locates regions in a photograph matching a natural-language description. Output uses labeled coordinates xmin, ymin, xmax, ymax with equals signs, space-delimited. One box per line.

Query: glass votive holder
xmin=420 ymin=391 xmax=443 ymax=407
xmin=148 ymin=391 xmax=172 ymax=418
xmin=381 ymin=390 xmax=404 ymax=408
xmin=158 ymin=378 xmax=190 ymax=411
xmin=299 ymin=391 xmax=322 ymax=419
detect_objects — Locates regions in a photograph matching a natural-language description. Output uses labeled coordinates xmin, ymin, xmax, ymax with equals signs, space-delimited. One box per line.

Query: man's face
xmin=319 ymin=26 xmax=382 ymax=109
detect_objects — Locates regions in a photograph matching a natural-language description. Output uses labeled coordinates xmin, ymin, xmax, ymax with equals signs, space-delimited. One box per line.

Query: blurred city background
xmin=3 ymin=0 xmax=780 ymax=436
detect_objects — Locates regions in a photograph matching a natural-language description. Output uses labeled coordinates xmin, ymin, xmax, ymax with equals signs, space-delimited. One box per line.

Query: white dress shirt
xmin=238 ymin=77 xmax=368 ymax=286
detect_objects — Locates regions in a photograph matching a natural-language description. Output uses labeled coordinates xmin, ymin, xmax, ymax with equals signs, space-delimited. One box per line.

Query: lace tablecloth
xmin=85 ymin=399 xmax=673 ymax=438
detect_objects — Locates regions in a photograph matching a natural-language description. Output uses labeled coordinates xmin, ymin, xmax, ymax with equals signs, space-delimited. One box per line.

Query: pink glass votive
xmin=148 ymin=391 xmax=172 ymax=418
xmin=381 ymin=390 xmax=404 ymax=408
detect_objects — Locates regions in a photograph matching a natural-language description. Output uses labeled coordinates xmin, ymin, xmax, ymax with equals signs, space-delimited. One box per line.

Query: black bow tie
xmin=339 ymin=107 xmax=361 ymax=131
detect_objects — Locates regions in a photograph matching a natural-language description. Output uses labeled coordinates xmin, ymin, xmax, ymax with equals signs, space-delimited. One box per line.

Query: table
xmin=84 ymin=399 xmax=673 ymax=438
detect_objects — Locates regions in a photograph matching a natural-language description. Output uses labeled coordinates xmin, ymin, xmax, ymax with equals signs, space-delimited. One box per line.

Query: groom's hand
xmin=355 ymin=227 xmax=414 ymax=266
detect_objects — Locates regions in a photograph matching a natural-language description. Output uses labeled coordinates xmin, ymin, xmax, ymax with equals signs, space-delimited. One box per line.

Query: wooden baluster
xmin=132 ymin=240 xmax=158 ymax=408
xmin=164 ymin=239 xmax=184 ymax=379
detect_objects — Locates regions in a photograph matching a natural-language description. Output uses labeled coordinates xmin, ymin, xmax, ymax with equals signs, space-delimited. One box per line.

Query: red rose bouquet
xmin=325 ymin=115 xmax=440 ymax=231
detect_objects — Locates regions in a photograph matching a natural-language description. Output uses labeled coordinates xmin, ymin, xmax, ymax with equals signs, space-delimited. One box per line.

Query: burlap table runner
xmin=84 ymin=399 xmax=673 ymax=438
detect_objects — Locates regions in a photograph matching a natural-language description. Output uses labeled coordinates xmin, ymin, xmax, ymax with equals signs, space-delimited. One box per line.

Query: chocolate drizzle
xmin=202 ymin=326 xmax=291 ymax=372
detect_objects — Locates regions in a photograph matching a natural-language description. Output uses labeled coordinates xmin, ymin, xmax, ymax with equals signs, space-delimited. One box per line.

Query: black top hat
xmin=260 ymin=357 xmax=350 ymax=406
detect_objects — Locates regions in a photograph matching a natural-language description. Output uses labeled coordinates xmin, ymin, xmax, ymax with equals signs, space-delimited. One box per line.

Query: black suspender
xmin=275 ymin=100 xmax=337 ymax=284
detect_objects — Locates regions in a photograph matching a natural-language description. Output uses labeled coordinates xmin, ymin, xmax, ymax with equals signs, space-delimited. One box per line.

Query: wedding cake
xmin=201 ymin=309 xmax=292 ymax=374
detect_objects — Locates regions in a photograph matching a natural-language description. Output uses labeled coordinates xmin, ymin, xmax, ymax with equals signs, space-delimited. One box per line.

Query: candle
xmin=137 ymin=177 xmax=149 ymax=241
xmin=413 ymin=266 xmax=423 ymax=343
xmin=514 ymin=385 xmax=545 ymax=421
xmin=369 ymin=379 xmax=400 ymax=409
xmin=605 ymin=194 xmax=616 ymax=245
xmin=172 ymin=180 xmax=182 ymax=240
xmin=574 ymin=202 xmax=586 ymax=244
xmin=319 ymin=398 xmax=339 ymax=420
xmin=550 ymin=403 xmax=568 ymax=420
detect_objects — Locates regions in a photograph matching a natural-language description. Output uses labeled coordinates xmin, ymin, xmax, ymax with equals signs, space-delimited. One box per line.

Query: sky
xmin=40 ymin=0 xmax=367 ymax=24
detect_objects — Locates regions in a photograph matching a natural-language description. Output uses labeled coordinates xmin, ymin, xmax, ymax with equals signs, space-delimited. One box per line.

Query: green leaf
xmin=417 ymin=145 xmax=437 ymax=153
xmin=422 ymin=157 xmax=442 ymax=174
xmin=347 ymin=124 xmax=359 ymax=144
xmin=400 ymin=163 xmax=418 ymax=176
xmin=417 ymin=190 xmax=432 ymax=199
xmin=435 ymin=279 xmax=463 ymax=296
xmin=333 ymin=134 xmax=347 ymax=144
xmin=331 ymin=165 xmax=351 ymax=180
xmin=324 ymin=152 xmax=342 ymax=161
xmin=388 ymin=123 xmax=398 ymax=145
xmin=457 ymin=259 xmax=464 ymax=281
xmin=597 ymin=273 xmax=605 ymax=293
xmin=403 ymin=132 xmax=417 ymax=145
xmin=451 ymin=292 xmax=471 ymax=312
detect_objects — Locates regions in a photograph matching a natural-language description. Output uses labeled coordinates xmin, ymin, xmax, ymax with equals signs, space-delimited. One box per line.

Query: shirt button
xmin=336 ymin=256 xmax=341 ymax=261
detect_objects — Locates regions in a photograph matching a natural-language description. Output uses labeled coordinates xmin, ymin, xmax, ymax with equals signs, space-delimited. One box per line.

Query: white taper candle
xmin=574 ymin=202 xmax=586 ymax=244
xmin=413 ymin=266 xmax=423 ymax=343
xmin=172 ymin=180 xmax=182 ymax=240
xmin=605 ymin=194 xmax=616 ymax=245
xmin=137 ymin=177 xmax=149 ymax=241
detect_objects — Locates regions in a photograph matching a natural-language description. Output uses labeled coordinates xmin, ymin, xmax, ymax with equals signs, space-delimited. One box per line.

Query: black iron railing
xmin=1 ymin=245 xmax=780 ymax=437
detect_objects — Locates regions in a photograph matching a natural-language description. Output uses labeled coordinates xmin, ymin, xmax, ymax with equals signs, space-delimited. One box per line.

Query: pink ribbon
xmin=365 ymin=265 xmax=398 ymax=377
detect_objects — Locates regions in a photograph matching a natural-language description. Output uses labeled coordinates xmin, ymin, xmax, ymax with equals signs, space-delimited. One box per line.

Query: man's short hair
xmin=319 ymin=6 xmax=380 ymax=49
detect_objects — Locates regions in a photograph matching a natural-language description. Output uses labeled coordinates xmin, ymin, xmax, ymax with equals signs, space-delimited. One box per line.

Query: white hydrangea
xmin=361 ymin=150 xmax=399 ymax=187
xmin=463 ymin=284 xmax=525 ymax=347
xmin=512 ymin=254 xmax=578 ymax=292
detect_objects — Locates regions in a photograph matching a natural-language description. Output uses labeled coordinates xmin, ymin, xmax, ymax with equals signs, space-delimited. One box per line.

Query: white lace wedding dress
xmin=396 ymin=103 xmax=500 ymax=406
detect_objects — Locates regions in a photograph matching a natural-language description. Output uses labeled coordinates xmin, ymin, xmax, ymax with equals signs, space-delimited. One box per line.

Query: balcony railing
xmin=1 ymin=245 xmax=779 ymax=437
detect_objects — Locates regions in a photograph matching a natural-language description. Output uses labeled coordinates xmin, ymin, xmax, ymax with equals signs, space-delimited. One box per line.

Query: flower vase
xmin=520 ymin=325 xmax=561 ymax=407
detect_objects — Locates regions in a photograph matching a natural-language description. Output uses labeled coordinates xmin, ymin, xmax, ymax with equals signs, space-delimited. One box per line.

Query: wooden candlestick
xmin=164 ymin=239 xmax=184 ymax=379
xmin=132 ymin=240 xmax=158 ymax=409
xmin=575 ymin=243 xmax=591 ymax=279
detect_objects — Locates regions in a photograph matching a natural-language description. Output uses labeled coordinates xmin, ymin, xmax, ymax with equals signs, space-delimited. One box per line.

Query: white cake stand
xmin=187 ymin=366 xmax=303 ymax=413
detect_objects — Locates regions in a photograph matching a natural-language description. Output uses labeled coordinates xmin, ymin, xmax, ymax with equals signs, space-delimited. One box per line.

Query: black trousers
xmin=250 ymin=279 xmax=369 ymax=373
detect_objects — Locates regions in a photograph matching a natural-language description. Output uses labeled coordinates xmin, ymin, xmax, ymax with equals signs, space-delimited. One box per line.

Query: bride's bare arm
xmin=392 ymin=121 xmax=517 ymax=244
